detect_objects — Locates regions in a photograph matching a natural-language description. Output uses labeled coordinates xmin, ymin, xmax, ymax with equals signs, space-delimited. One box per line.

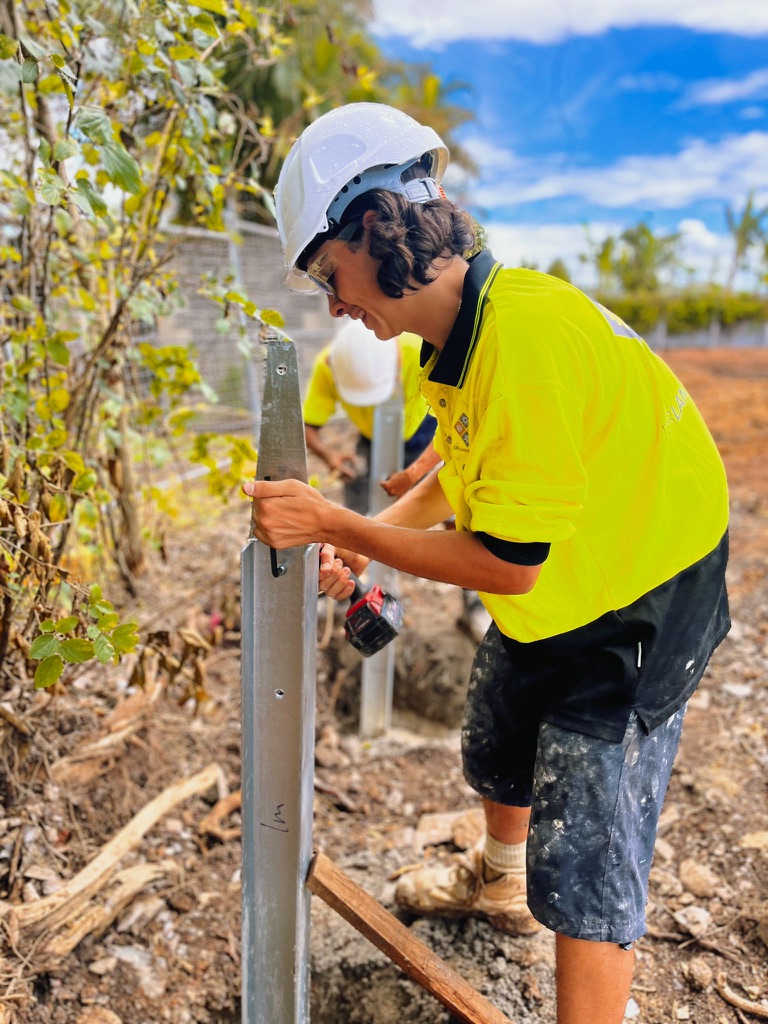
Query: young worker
xmin=244 ymin=103 xmax=730 ymax=1024
xmin=303 ymin=318 xmax=440 ymax=514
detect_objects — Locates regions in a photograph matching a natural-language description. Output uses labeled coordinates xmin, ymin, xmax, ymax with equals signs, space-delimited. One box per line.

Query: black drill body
xmin=344 ymin=573 xmax=403 ymax=657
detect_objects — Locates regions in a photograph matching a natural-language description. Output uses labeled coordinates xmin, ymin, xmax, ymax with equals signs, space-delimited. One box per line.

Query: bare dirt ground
xmin=0 ymin=347 xmax=767 ymax=1024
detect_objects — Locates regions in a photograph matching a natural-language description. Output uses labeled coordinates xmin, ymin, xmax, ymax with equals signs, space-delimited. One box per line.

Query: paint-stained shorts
xmin=462 ymin=626 xmax=687 ymax=943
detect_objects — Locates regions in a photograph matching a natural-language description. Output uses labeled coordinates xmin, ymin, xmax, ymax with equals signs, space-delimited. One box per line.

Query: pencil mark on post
xmin=260 ymin=803 xmax=289 ymax=833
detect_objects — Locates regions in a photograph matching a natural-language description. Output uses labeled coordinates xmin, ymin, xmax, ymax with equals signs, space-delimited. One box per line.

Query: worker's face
xmin=311 ymin=212 xmax=414 ymax=340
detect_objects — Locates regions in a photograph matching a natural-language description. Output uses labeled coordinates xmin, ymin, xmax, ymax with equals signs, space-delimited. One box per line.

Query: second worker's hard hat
xmin=329 ymin=319 xmax=399 ymax=407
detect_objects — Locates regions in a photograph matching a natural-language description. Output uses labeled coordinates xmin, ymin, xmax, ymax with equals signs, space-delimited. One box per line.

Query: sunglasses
xmin=305 ymin=221 xmax=359 ymax=296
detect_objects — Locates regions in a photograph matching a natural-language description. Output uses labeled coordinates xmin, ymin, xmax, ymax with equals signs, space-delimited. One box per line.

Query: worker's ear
xmin=361 ymin=209 xmax=378 ymax=230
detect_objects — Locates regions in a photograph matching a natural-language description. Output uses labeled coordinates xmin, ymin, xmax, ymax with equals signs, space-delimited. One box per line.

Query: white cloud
xmin=468 ymin=132 xmax=768 ymax=211
xmin=680 ymin=68 xmax=768 ymax=107
xmin=617 ymin=73 xmax=681 ymax=93
xmin=373 ymin=0 xmax=768 ymax=47
xmin=486 ymin=218 xmax=734 ymax=288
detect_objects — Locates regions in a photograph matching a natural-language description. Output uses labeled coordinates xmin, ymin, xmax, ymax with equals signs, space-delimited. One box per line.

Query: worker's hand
xmin=328 ymin=453 xmax=358 ymax=481
xmin=380 ymin=466 xmax=414 ymax=498
xmin=318 ymin=544 xmax=356 ymax=601
xmin=243 ymin=478 xmax=331 ymax=549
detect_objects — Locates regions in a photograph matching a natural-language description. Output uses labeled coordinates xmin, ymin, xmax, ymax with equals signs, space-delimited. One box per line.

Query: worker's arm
xmin=244 ymin=475 xmax=541 ymax=596
xmin=304 ymin=424 xmax=357 ymax=480
xmin=380 ymin=443 xmax=443 ymax=499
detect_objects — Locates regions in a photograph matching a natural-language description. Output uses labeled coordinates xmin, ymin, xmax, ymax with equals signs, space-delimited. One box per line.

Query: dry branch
xmin=37 ymin=860 xmax=179 ymax=962
xmin=1 ymin=762 xmax=223 ymax=936
xmin=198 ymin=790 xmax=242 ymax=843
xmin=716 ymin=973 xmax=768 ymax=1019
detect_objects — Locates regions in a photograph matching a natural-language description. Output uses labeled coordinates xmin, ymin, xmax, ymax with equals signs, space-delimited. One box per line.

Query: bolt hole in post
xmin=276 ymin=363 xmax=288 ymax=375
xmin=274 ymin=689 xmax=286 ymax=700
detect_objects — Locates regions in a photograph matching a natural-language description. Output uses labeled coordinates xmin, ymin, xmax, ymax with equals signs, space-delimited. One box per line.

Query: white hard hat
xmin=275 ymin=102 xmax=449 ymax=292
xmin=329 ymin=320 xmax=399 ymax=406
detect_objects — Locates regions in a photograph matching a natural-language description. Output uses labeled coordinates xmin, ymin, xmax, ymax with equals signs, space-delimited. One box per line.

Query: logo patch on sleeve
xmin=454 ymin=413 xmax=470 ymax=447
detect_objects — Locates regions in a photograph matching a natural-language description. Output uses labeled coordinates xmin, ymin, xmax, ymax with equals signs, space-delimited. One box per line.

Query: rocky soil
xmin=0 ymin=347 xmax=766 ymax=1024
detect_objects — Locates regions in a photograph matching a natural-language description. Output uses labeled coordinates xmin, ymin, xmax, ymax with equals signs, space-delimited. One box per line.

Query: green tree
xmin=725 ymin=191 xmax=768 ymax=290
xmin=613 ymin=222 xmax=682 ymax=293
xmin=581 ymin=223 xmax=681 ymax=293
xmin=580 ymin=230 xmax=618 ymax=293
xmin=546 ymin=258 xmax=571 ymax=283
xmin=217 ymin=0 xmax=476 ymax=222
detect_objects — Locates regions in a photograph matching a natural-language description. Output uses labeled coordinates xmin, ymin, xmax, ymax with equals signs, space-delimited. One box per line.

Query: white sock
xmin=483 ymin=833 xmax=526 ymax=879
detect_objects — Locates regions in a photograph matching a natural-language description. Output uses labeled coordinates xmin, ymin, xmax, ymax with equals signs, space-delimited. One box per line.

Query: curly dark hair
xmin=297 ymin=188 xmax=478 ymax=299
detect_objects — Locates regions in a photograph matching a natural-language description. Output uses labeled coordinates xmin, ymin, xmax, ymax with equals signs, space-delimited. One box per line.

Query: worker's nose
xmin=327 ymin=293 xmax=349 ymax=318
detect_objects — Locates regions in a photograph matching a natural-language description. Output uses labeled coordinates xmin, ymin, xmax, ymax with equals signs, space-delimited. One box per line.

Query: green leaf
xmin=46 ymin=337 xmax=71 ymax=366
xmin=48 ymin=493 xmax=67 ymax=522
xmin=100 ymin=141 xmax=141 ymax=195
xmin=12 ymin=295 xmax=36 ymax=314
xmin=62 ymin=450 xmax=86 ymax=473
xmin=97 ymin=612 xmax=119 ymax=630
xmin=46 ymin=428 xmax=68 ymax=448
xmin=57 ymin=71 xmax=74 ymax=110
xmin=168 ymin=44 xmax=198 ymax=61
xmin=94 ymin=633 xmax=115 ymax=664
xmin=73 ymin=179 xmax=107 ymax=216
xmin=40 ymin=171 xmax=66 ymax=205
xmin=54 ymin=615 xmax=78 ymax=633
xmin=39 ymin=619 xmax=56 ymax=633
xmin=21 ymin=57 xmax=39 ymax=83
xmin=72 ymin=469 xmax=97 ymax=494
xmin=29 ymin=634 xmax=61 ymax=659
xmin=48 ymin=388 xmax=70 ymax=413
xmin=35 ymin=654 xmax=63 ymax=688
xmin=89 ymin=584 xmax=102 ymax=602
xmin=0 ymin=34 xmax=19 ymax=59
xmin=260 ymin=308 xmax=285 ymax=328
xmin=60 ymin=638 xmax=95 ymax=663
xmin=53 ymin=139 xmax=79 ymax=162
xmin=192 ymin=0 xmax=227 ymax=13
xmin=110 ymin=623 xmax=139 ymax=654
xmin=192 ymin=13 xmax=219 ymax=36
xmin=50 ymin=53 xmax=66 ymax=69
xmin=75 ymin=106 xmax=112 ymax=144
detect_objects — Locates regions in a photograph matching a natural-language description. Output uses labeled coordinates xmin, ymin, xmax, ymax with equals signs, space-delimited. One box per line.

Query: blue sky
xmin=372 ymin=1 xmax=768 ymax=288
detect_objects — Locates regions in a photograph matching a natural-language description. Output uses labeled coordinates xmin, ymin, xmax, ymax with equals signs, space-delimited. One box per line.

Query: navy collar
xmin=420 ymin=249 xmax=502 ymax=387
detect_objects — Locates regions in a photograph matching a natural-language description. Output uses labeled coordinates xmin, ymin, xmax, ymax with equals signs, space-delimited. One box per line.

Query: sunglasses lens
xmin=307 ymin=250 xmax=336 ymax=296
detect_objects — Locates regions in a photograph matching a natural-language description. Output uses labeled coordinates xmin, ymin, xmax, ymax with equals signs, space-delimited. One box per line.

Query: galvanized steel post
xmin=241 ymin=338 xmax=317 ymax=1023
xmin=359 ymin=389 xmax=404 ymax=737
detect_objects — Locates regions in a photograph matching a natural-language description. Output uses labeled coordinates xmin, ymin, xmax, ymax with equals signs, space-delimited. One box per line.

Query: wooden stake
xmin=306 ymin=851 xmax=514 ymax=1024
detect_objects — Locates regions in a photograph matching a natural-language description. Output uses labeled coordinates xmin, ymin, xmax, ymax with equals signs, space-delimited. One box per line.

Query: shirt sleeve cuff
xmin=477 ymin=532 xmax=551 ymax=565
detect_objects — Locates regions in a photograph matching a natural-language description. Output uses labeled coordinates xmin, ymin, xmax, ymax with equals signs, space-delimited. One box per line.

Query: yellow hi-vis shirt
xmin=303 ymin=332 xmax=430 ymax=440
xmin=420 ymin=252 xmax=729 ymax=644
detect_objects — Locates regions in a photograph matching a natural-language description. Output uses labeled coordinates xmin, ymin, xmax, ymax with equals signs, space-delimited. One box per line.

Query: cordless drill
xmin=343 ymin=573 xmax=403 ymax=657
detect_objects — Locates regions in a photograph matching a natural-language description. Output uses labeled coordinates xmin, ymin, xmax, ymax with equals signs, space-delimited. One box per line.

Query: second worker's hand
xmin=318 ymin=543 xmax=356 ymax=601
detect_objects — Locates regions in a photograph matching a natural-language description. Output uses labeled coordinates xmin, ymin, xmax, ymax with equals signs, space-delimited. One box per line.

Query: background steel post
xmin=241 ymin=338 xmax=317 ymax=1023
xmin=359 ymin=389 xmax=404 ymax=737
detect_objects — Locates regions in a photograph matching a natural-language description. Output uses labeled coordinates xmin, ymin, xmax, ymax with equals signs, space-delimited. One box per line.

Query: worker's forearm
xmin=321 ymin=506 xmax=539 ymax=595
xmin=304 ymin=425 xmax=331 ymax=463
xmin=373 ymin=466 xmax=452 ymax=530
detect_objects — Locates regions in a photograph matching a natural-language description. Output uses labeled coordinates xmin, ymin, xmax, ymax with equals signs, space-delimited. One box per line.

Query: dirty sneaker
xmin=394 ymin=841 xmax=542 ymax=935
